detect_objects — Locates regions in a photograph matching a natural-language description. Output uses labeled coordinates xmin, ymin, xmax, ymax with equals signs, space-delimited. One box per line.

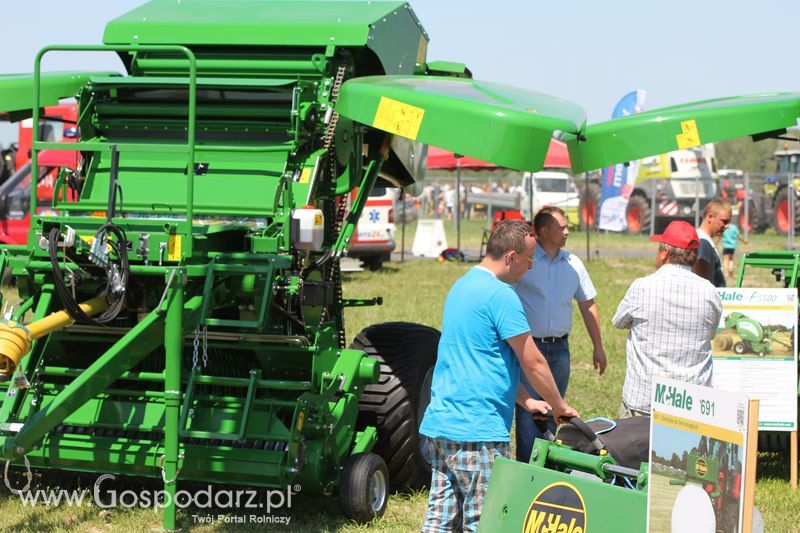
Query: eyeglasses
xmin=516 ymin=252 xmax=534 ymax=265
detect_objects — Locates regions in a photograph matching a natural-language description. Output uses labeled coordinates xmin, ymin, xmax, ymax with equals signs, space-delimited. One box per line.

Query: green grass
xmin=0 ymin=254 xmax=798 ymax=531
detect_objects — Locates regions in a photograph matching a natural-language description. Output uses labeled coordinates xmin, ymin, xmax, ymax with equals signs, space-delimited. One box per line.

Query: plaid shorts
xmin=421 ymin=438 xmax=511 ymax=533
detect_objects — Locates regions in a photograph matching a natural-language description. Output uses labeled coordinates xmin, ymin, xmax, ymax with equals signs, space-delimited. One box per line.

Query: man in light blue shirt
xmin=514 ymin=206 xmax=607 ymax=463
xmin=420 ymin=220 xmax=578 ymax=533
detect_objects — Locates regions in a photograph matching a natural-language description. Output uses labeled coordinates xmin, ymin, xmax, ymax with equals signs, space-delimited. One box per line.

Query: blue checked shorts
xmin=421 ymin=438 xmax=511 ymax=533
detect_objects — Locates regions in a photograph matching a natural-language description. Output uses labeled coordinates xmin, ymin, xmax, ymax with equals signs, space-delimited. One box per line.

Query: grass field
xmin=647 ymin=472 xmax=689 ymax=533
xmin=0 ymin=239 xmax=798 ymax=531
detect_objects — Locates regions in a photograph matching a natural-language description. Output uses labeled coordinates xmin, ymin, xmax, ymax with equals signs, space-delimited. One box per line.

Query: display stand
xmin=792 ymin=430 xmax=798 ymax=490
xmin=742 ymin=399 xmax=759 ymax=533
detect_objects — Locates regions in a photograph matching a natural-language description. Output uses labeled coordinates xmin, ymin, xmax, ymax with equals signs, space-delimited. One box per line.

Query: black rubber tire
xmin=579 ymin=181 xmax=602 ymax=230
xmin=360 ymin=255 xmax=384 ymax=271
xmin=733 ymin=342 xmax=746 ymax=355
xmin=350 ymin=322 xmax=440 ymax=490
xmin=740 ymin=198 xmax=765 ymax=234
xmin=625 ymin=194 xmax=652 ymax=235
xmin=339 ymin=452 xmax=389 ymax=523
xmin=770 ymin=186 xmax=800 ymax=235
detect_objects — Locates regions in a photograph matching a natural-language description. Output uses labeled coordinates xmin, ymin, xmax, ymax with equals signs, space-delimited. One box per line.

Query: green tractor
xmin=717 ymin=311 xmax=791 ymax=356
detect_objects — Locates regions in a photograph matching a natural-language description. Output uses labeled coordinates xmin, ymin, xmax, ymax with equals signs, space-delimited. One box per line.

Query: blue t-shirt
xmin=419 ymin=267 xmax=531 ymax=442
xmin=722 ymin=224 xmax=740 ymax=249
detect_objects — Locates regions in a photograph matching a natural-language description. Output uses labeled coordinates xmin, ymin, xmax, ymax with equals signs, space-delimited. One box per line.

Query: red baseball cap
xmin=649 ymin=221 xmax=699 ymax=249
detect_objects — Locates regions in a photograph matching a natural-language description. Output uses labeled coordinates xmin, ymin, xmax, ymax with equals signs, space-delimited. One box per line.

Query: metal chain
xmin=4 ymin=455 xmax=32 ymax=495
xmin=322 ymin=64 xmax=347 ymax=152
xmin=192 ymin=326 xmax=200 ymax=370
xmin=318 ymin=62 xmax=349 ymax=347
xmin=157 ymin=453 xmax=183 ymax=485
xmin=201 ymin=324 xmax=208 ymax=368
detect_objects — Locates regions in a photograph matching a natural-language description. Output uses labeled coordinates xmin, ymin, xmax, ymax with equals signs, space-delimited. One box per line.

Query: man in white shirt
xmin=613 ymin=221 xmax=722 ymax=417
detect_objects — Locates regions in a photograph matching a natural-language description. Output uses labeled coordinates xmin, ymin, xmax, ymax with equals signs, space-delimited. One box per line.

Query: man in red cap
xmin=612 ymin=221 xmax=722 ymax=417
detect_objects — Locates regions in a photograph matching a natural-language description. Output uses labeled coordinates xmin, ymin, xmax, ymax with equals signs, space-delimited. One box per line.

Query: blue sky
xmin=2 ymin=1 xmax=798 ymax=142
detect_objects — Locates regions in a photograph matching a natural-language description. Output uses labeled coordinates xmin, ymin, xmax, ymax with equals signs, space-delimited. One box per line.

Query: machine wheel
xmin=339 ymin=452 xmax=389 ymax=522
xmin=360 ymin=255 xmax=384 ymax=271
xmin=733 ymin=342 xmax=746 ymax=355
xmin=758 ymin=431 xmax=790 ymax=452
xmin=351 ymin=322 xmax=440 ymax=490
xmin=579 ymin=182 xmax=601 ymax=230
xmin=626 ymin=194 xmax=651 ymax=234
xmin=771 ymin=187 xmax=799 ymax=235
xmin=740 ymin=198 xmax=765 ymax=234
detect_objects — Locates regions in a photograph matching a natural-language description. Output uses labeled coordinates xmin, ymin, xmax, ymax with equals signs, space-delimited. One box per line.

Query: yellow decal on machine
xmin=695 ymin=457 xmax=708 ymax=478
xmin=372 ymin=97 xmax=425 ymax=140
xmin=299 ymin=168 xmax=312 ymax=184
xmin=167 ymin=235 xmax=181 ymax=261
xmin=522 ymin=481 xmax=586 ymax=533
xmin=676 ymin=119 xmax=702 ymax=149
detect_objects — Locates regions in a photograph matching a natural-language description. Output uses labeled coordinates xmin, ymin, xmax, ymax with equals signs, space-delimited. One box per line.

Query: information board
xmin=648 ymin=377 xmax=750 ymax=533
xmin=712 ymin=288 xmax=797 ymax=431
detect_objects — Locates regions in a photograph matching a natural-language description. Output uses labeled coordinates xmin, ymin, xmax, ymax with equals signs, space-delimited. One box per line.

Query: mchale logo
xmin=522 ymin=482 xmax=586 ymax=533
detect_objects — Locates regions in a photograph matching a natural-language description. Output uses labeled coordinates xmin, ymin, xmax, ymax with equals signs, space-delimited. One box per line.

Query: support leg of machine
xmin=163 ymin=279 xmax=184 ymax=530
xmin=791 ymin=430 xmax=798 ymax=490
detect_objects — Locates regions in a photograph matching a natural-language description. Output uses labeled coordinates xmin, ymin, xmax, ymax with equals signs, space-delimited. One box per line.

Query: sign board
xmin=712 ymin=288 xmax=797 ymax=431
xmin=411 ymin=219 xmax=447 ymax=258
xmin=648 ymin=377 xmax=751 ymax=533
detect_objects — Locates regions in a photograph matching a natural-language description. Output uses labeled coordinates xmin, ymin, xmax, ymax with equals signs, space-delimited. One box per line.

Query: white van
xmin=348 ymin=187 xmax=396 ymax=270
xmin=520 ymin=170 xmax=580 ymax=224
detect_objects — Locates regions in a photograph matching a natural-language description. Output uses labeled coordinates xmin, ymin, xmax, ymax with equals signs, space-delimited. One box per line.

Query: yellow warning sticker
xmin=167 ymin=235 xmax=182 ymax=261
xmin=373 ymin=97 xmax=425 ymax=140
xmin=314 ymin=213 xmax=323 ymax=226
xmin=676 ymin=119 xmax=702 ymax=149
xmin=299 ymin=168 xmax=312 ymax=184
xmin=297 ymin=411 xmax=305 ymax=432
xmin=79 ymin=235 xmax=112 ymax=252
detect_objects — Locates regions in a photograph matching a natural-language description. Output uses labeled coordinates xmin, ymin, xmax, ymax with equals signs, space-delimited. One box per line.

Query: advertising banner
xmin=712 ymin=288 xmax=797 ymax=430
xmin=648 ymin=377 xmax=750 ymax=533
xmin=598 ymin=90 xmax=646 ymax=231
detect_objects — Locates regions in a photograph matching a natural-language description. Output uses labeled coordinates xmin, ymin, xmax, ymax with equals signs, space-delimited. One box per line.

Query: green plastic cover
xmin=0 ymin=72 xmax=115 ymax=118
xmin=568 ymin=93 xmax=800 ymax=173
xmin=336 ymin=75 xmax=586 ymax=172
xmin=104 ymin=0 xmax=411 ymax=47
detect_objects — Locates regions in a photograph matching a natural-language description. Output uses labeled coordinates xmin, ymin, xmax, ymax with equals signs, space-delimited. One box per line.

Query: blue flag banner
xmin=598 ymin=90 xmax=646 ymax=231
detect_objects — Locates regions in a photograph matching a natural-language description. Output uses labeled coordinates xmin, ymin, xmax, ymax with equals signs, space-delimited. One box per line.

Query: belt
xmin=533 ymin=334 xmax=568 ymax=344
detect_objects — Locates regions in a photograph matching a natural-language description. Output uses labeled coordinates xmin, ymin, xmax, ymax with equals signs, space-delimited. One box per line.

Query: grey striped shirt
xmin=612 ymin=263 xmax=722 ymax=412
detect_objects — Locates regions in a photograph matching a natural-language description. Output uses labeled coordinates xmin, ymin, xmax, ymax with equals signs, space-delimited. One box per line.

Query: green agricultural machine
xmin=2 ymin=1 xmax=800 ymax=529
xmin=0 ymin=1 xmax=592 ymax=528
xmin=717 ymin=311 xmax=791 ymax=356
xmin=480 ymin=432 xmax=648 ymax=532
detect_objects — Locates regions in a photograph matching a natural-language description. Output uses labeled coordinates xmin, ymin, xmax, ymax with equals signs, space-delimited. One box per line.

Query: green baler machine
xmin=0 ymin=1 xmax=595 ymax=528
xmin=2 ymin=1 xmax=800 ymax=529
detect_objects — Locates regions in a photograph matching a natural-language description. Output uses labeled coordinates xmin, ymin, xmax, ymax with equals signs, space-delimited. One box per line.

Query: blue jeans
xmin=514 ymin=338 xmax=570 ymax=463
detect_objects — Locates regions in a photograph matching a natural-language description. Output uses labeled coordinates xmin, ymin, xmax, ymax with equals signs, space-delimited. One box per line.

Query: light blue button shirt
xmin=515 ymin=247 xmax=597 ymax=338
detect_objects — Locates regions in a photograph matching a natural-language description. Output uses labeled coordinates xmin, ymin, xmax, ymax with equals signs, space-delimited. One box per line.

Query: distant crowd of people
xmin=419 ymin=181 xmax=519 ymax=220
